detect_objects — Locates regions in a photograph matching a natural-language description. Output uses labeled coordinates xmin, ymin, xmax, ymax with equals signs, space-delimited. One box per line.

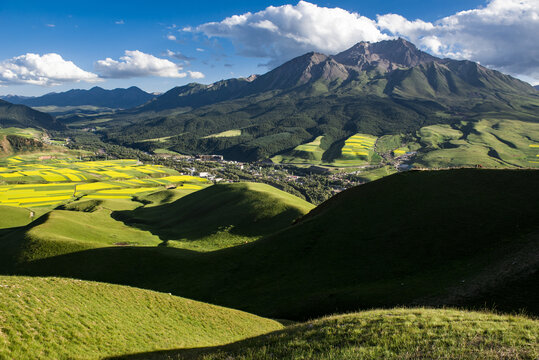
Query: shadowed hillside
xmin=0 ymin=100 xmax=63 ymax=130
xmin=114 ymin=182 xmax=315 ymax=250
xmin=2 ymin=169 xmax=538 ymax=319
xmin=111 ymin=308 xmax=539 ymax=360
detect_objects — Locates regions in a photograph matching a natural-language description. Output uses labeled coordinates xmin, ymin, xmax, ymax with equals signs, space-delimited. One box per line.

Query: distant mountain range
xmin=93 ymin=38 xmax=538 ymax=163
xmin=1 ymin=39 xmax=537 ymax=165
xmin=1 ymin=86 xmax=156 ymax=110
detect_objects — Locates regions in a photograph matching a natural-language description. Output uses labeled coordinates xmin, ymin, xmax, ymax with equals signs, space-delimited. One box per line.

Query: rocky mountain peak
xmin=333 ymin=38 xmax=440 ymax=72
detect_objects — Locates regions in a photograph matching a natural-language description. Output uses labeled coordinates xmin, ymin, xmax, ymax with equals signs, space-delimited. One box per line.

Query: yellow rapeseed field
xmin=0 ymin=159 xmax=207 ymax=208
xmin=341 ymin=134 xmax=377 ymax=158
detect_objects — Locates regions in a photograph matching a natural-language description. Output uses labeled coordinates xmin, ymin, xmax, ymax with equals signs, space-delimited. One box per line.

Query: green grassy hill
xmin=0 ymin=276 xmax=282 ymax=360
xmin=0 ymin=182 xmax=313 ymax=269
xmin=116 ymin=308 xmax=539 ymax=360
xmin=0 ymin=99 xmax=63 ymax=130
xmin=114 ymin=182 xmax=315 ymax=251
xmin=5 ymin=169 xmax=537 ymax=320
xmin=0 ymin=205 xmax=34 ymax=229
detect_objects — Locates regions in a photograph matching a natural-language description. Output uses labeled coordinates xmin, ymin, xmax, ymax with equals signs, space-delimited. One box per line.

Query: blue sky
xmin=0 ymin=0 xmax=537 ymax=96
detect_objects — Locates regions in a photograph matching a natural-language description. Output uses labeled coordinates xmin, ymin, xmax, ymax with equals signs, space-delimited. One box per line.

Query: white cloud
xmin=188 ymin=71 xmax=205 ymax=79
xmin=163 ymin=50 xmax=194 ymax=61
xmin=0 ymin=53 xmax=100 ymax=86
xmin=167 ymin=34 xmax=177 ymax=41
xmin=197 ymin=1 xmax=388 ymax=66
xmin=377 ymin=0 xmax=539 ymax=81
xmin=376 ymin=14 xmax=433 ymax=37
xmin=95 ymin=50 xmax=187 ymax=78
xmin=196 ymin=48 xmax=205 ymax=52
xmin=193 ymin=0 xmax=539 ymax=82
xmin=115 ymin=20 xmax=125 ymax=25
xmin=45 ymin=24 xmax=55 ymax=28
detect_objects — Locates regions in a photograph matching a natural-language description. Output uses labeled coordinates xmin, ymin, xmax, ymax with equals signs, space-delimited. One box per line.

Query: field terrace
xmin=0 ymin=158 xmax=209 ymax=208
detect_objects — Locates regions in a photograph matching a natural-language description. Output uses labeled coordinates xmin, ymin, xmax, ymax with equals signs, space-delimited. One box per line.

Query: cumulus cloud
xmin=95 ymin=50 xmax=187 ymax=78
xmin=377 ymin=0 xmax=539 ymax=81
xmin=188 ymin=71 xmax=205 ymax=79
xmin=197 ymin=0 xmax=388 ymax=66
xmin=0 ymin=53 xmax=100 ymax=86
xmin=167 ymin=34 xmax=177 ymax=41
xmin=115 ymin=20 xmax=125 ymax=25
xmin=193 ymin=0 xmax=539 ymax=82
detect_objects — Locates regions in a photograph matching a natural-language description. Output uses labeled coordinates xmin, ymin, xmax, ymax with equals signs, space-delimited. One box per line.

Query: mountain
xmin=121 ymin=38 xmax=535 ymax=114
xmin=535 ymin=85 xmax=539 ymax=91
xmin=0 ymin=99 xmax=63 ymax=130
xmin=5 ymin=169 xmax=538 ymax=319
xmin=91 ymin=39 xmax=539 ymax=163
xmin=130 ymin=39 xmax=446 ymax=113
xmin=1 ymin=86 xmax=156 ymax=110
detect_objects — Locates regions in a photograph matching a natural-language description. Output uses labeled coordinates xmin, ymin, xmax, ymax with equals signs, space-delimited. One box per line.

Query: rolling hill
xmin=0 ymin=182 xmax=314 ymax=268
xmin=4 ymin=169 xmax=538 ymax=320
xmin=115 ymin=308 xmax=539 ymax=360
xmin=0 ymin=276 xmax=282 ymax=359
xmin=0 ymin=99 xmax=62 ymax=130
xmin=114 ymin=182 xmax=315 ymax=251
xmin=86 ymin=39 xmax=539 ymax=163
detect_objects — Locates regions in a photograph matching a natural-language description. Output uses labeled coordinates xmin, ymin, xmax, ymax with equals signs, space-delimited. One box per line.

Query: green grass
xmin=18 ymin=207 xmax=162 ymax=261
xmin=0 ymin=127 xmax=42 ymax=138
xmin=375 ymin=134 xmax=404 ymax=153
xmin=203 ymin=129 xmax=242 ymax=138
xmin=4 ymin=170 xmax=537 ymax=320
xmin=417 ymin=124 xmax=463 ymax=148
xmin=0 ymin=276 xmax=283 ymax=360
xmin=355 ymin=165 xmax=397 ymax=182
xmin=0 ymin=205 xmax=34 ymax=229
xmin=122 ymin=309 xmax=539 ymax=360
xmin=153 ymin=148 xmax=181 ymax=155
xmin=414 ymin=119 xmax=539 ymax=168
xmin=115 ymin=182 xmax=315 ymax=251
xmin=135 ymin=188 xmax=199 ymax=207
xmin=272 ymin=136 xmax=325 ymax=164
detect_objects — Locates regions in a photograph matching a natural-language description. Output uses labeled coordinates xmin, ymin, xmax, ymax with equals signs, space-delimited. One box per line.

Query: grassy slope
xmin=136 ymin=188 xmax=199 ymax=207
xmin=7 ymin=169 xmax=537 ymax=320
xmin=118 ymin=309 xmax=539 ymax=360
xmin=0 ymin=205 xmax=33 ymax=229
xmin=0 ymin=276 xmax=282 ymax=360
xmin=20 ymin=208 xmax=162 ymax=261
xmin=414 ymin=119 xmax=539 ymax=168
xmin=272 ymin=136 xmax=325 ymax=164
xmin=115 ymin=182 xmax=315 ymax=251
xmin=203 ymin=129 xmax=242 ymax=138
xmin=0 ymin=198 xmax=159 ymax=266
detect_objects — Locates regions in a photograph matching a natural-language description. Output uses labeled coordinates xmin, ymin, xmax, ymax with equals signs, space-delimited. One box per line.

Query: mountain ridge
xmin=1 ymin=86 xmax=156 ymax=109
xmin=0 ymin=99 xmax=63 ymax=130
xmin=129 ymin=38 xmax=536 ymax=115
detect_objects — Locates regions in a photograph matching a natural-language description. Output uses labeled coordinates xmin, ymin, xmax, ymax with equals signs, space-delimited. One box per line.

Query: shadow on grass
xmin=104 ymin=325 xmax=297 ymax=360
xmin=111 ymin=183 xmax=308 ymax=243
